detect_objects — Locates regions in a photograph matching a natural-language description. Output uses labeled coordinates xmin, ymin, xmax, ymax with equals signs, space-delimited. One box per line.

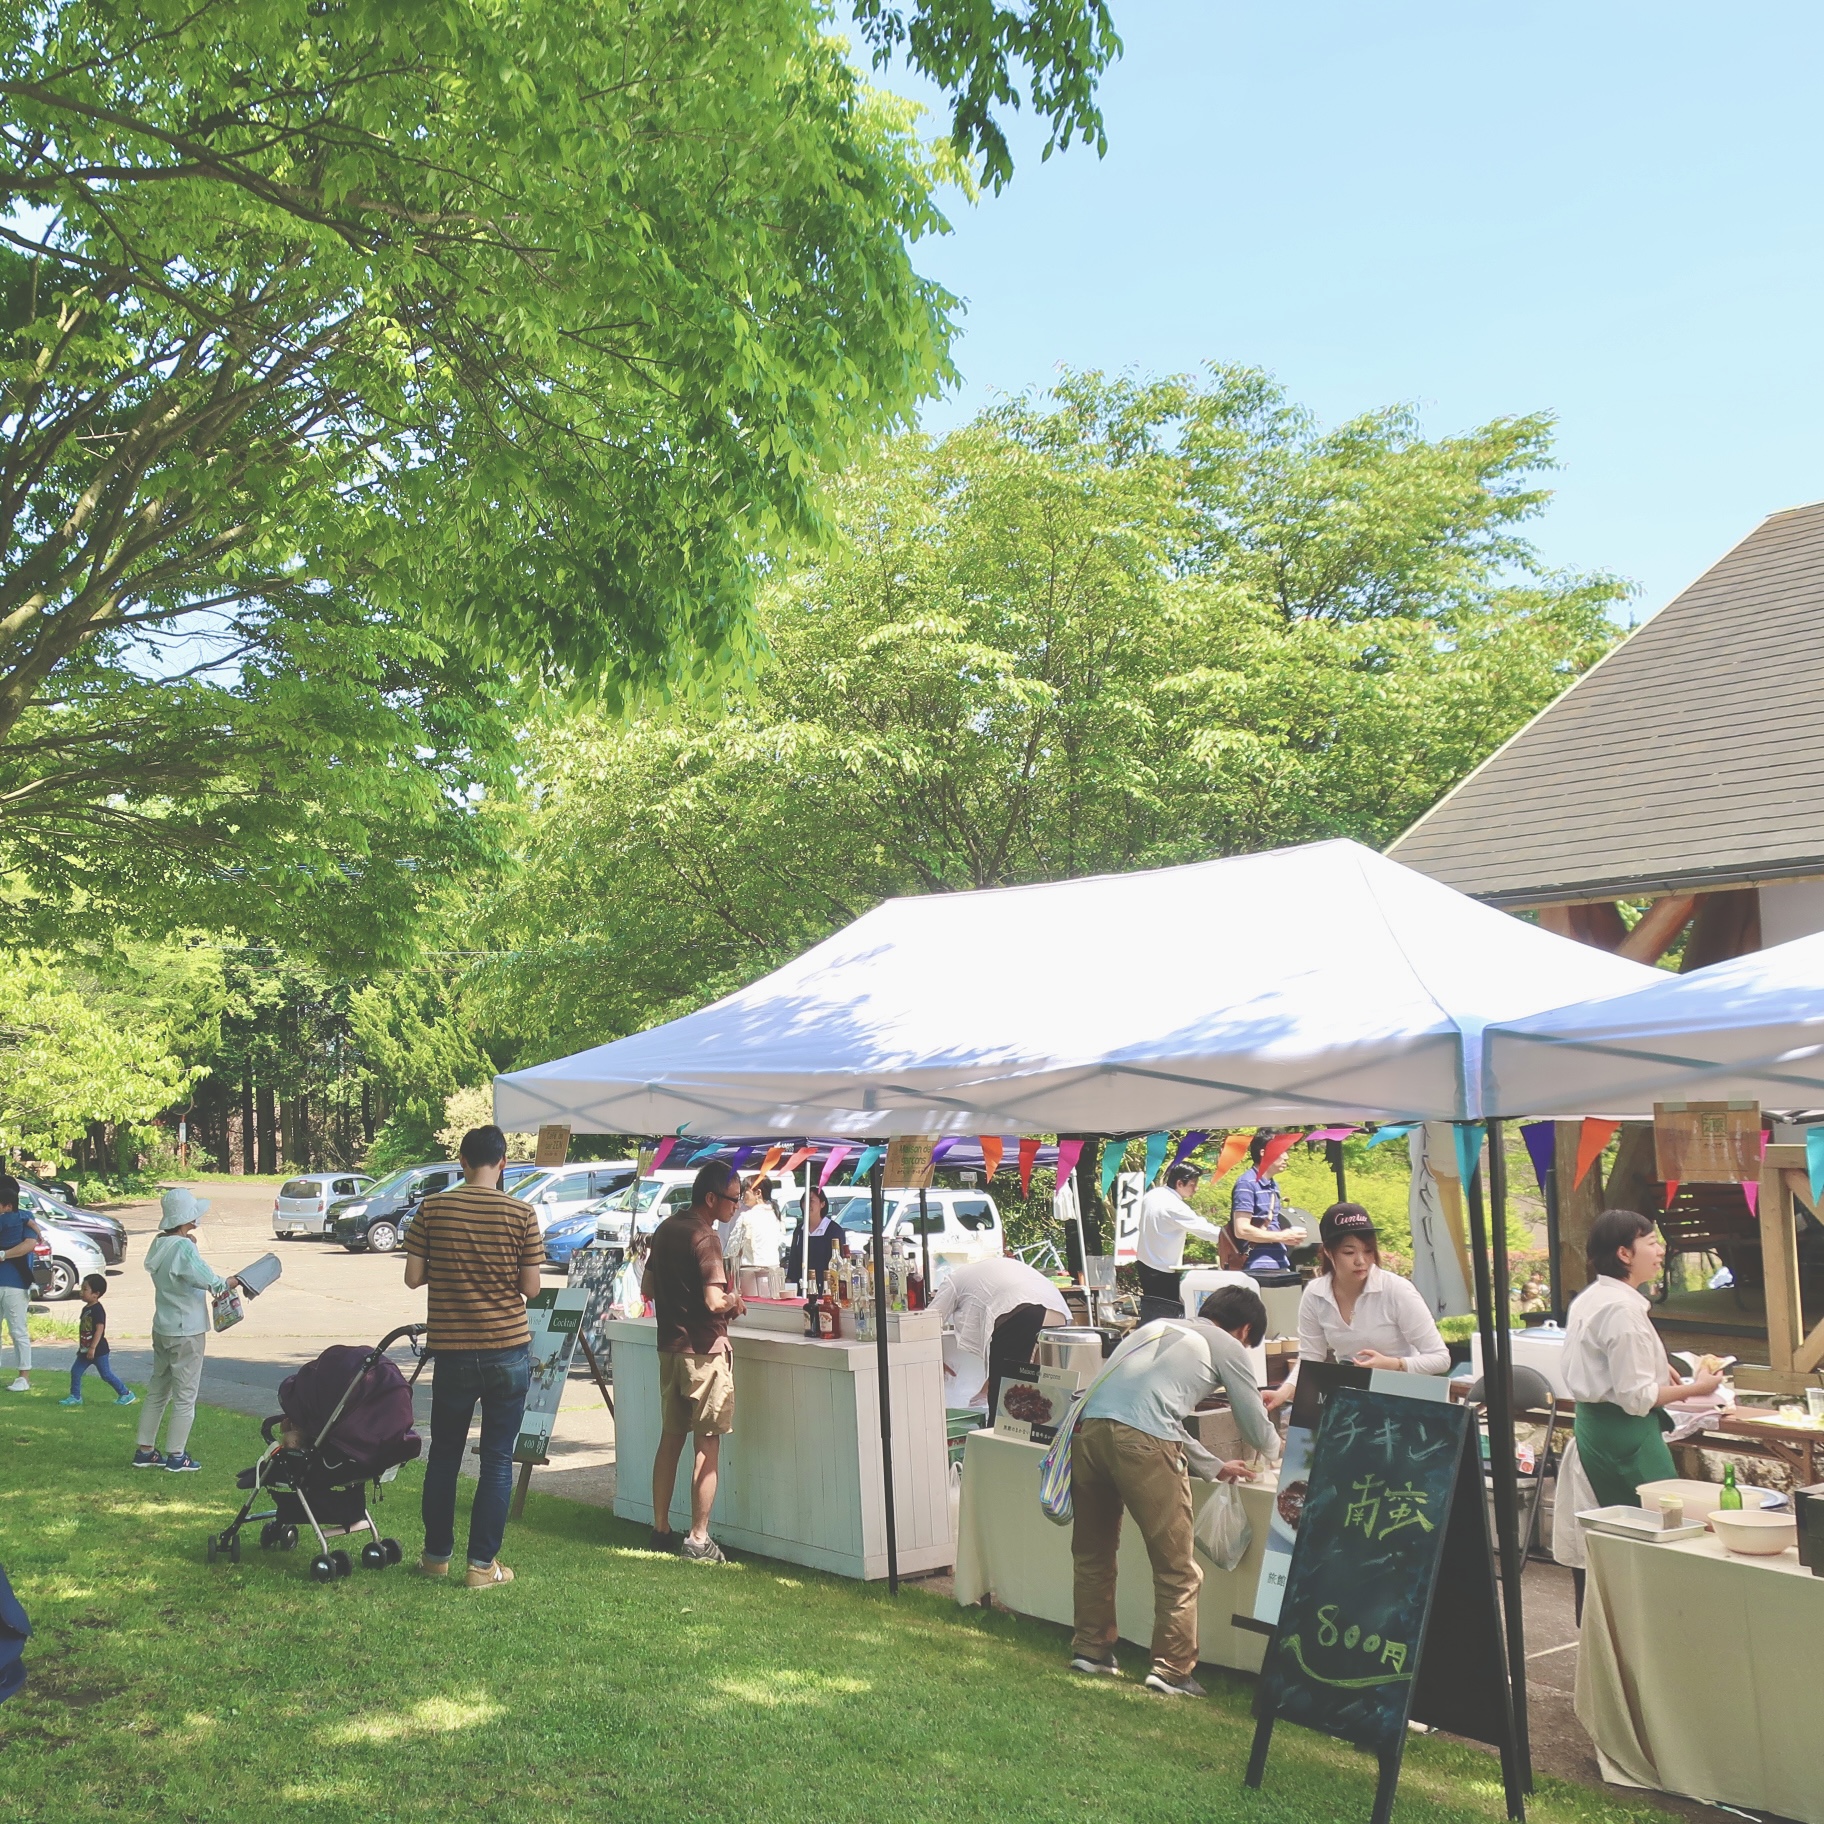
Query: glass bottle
xmin=1718 ymin=1461 xmax=1742 ymax=1510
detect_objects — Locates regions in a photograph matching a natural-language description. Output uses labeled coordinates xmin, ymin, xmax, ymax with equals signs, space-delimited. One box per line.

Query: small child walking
xmin=59 ymin=1276 xmax=135 ymax=1406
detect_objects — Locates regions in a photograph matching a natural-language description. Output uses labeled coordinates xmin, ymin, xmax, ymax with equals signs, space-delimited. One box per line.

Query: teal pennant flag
xmin=1099 ymin=1139 xmax=1126 ymax=1199
xmin=1143 ymin=1132 xmax=1169 ymax=1185
xmin=1453 ymin=1124 xmax=1484 ymax=1188
xmin=850 ymin=1145 xmax=884 ymax=1185
xmin=1364 ymin=1123 xmax=1419 ymax=1149
xmin=1808 ymin=1126 xmax=1824 ymax=1212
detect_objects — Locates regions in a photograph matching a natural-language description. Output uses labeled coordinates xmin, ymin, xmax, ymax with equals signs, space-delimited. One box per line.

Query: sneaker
xmin=678 ymin=1535 xmax=727 ymax=1563
xmin=464 ymin=1560 xmax=514 ymax=1589
xmin=57 ymin=1394 xmax=83 ymax=1406
xmin=6 ymin=1376 xmax=27 ymax=1393
xmin=419 ymin=1555 xmax=451 ymax=1578
xmin=115 ymin=1392 xmax=138 ymax=1405
xmin=164 ymin=1452 xmax=201 ymax=1473
xmin=1069 ymin=1652 xmax=1120 ymax=1677
xmin=1144 ymin=1670 xmax=1206 ymax=1699
xmin=131 ymin=1446 xmax=163 ymax=1468
xmin=649 ymin=1528 xmax=680 ymax=1553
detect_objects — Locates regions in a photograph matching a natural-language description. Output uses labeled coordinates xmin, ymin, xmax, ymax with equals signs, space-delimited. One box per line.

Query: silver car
xmin=273 ymin=1172 xmax=374 ymax=1239
xmin=30 ymin=1217 xmax=108 ymax=1300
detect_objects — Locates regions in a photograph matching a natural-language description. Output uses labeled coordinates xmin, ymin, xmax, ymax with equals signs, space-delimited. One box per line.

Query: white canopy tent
xmin=1484 ymin=928 xmax=1824 ymax=1117
xmin=494 ymin=839 xmax=1657 ymax=1138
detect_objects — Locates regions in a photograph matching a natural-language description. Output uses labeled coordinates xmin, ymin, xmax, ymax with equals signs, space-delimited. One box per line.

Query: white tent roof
xmin=493 ymin=839 xmax=1659 ymax=1139
xmin=1484 ymin=929 xmax=1824 ymax=1117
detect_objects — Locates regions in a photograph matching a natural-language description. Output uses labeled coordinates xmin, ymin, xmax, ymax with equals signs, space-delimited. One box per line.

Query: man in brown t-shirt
xmin=642 ymin=1158 xmax=746 ymax=1561
xmin=404 ymin=1123 xmax=542 ymax=1589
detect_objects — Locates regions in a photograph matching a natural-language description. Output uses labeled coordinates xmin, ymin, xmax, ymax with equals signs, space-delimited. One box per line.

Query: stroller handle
xmin=377 ymin=1323 xmax=428 ymax=1355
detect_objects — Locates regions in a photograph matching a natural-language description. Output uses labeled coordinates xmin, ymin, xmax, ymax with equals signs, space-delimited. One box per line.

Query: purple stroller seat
xmin=280 ymin=1344 xmax=422 ymax=1476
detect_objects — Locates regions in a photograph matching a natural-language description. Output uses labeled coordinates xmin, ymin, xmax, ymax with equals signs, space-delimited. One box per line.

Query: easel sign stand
xmin=1244 ymin=1386 xmax=1525 ymax=1824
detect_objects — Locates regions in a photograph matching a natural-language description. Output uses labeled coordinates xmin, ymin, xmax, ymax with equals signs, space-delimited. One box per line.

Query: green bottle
xmin=1718 ymin=1462 xmax=1743 ymax=1511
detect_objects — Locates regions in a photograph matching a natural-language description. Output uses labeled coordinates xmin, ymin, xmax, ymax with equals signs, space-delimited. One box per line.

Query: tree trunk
xmin=241 ymin=1069 xmax=255 ymax=1175
xmin=1552 ymin=1120 xmax=1607 ymax=1300
xmin=361 ymin=1082 xmax=372 ymax=1145
xmin=256 ymin=1085 xmax=277 ymax=1175
xmin=1682 ymin=888 xmax=1762 ymax=971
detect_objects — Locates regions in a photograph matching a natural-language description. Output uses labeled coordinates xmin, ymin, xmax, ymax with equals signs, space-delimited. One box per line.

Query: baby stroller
xmin=209 ymin=1324 xmax=426 ymax=1582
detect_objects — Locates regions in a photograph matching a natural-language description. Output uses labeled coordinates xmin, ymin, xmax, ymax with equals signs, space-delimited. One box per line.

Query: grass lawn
xmin=1 ymin=1392 xmax=1682 ymax=1824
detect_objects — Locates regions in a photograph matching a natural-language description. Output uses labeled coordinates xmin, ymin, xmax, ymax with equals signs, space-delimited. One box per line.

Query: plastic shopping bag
xmin=1193 ymin=1477 xmax=1252 ymax=1570
xmin=211 ymin=1283 xmax=245 ymax=1333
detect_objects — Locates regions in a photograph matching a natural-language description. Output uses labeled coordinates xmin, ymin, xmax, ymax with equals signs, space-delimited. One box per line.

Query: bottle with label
xmin=805 ymin=1271 xmax=822 ymax=1337
xmin=1718 ymin=1461 xmax=1743 ymax=1510
xmin=817 ymin=1276 xmax=840 ymax=1340
xmin=907 ymin=1263 xmax=924 ymax=1311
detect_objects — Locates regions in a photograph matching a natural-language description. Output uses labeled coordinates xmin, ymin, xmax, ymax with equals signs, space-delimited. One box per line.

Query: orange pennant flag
xmin=1574 ymin=1118 xmax=1620 ymax=1189
xmin=979 ymin=1136 xmax=1005 ymax=1180
xmin=1208 ymin=1132 xmax=1251 ymax=1182
xmin=780 ymin=1146 xmax=816 ymax=1174
xmin=755 ymin=1146 xmax=784 ymax=1179
xmin=1018 ymin=1137 xmax=1041 ymax=1197
xmin=1662 ymin=1180 xmax=1679 ymax=1209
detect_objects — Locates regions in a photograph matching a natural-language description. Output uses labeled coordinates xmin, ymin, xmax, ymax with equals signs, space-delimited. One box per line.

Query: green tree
xmin=474 ymin=366 xmax=1627 ymax=1064
xmin=0 ymin=0 xmax=1113 ymax=944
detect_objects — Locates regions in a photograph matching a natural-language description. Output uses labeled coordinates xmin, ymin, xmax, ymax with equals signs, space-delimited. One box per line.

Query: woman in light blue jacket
xmin=132 ymin=1190 xmax=238 ymax=1472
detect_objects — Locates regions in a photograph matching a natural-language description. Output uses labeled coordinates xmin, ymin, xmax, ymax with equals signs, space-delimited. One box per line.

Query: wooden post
xmin=1760 ymin=1145 xmax=1807 ymax=1386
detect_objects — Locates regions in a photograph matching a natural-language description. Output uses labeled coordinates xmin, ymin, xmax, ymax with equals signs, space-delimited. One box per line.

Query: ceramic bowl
xmin=1709 ymin=1508 xmax=1798 ymax=1556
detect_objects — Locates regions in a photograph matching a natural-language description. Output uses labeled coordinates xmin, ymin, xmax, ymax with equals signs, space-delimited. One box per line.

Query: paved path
xmin=31 ymin=1178 xmax=617 ymax=1504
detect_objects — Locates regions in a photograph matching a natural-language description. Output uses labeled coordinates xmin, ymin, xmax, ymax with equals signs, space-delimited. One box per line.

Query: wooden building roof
xmin=1388 ymin=500 xmax=1824 ymax=907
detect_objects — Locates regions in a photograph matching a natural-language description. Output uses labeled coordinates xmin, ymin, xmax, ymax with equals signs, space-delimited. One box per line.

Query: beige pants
xmin=1070 ymin=1416 xmax=1202 ymax=1678
xmin=138 ymin=1331 xmax=207 ymax=1455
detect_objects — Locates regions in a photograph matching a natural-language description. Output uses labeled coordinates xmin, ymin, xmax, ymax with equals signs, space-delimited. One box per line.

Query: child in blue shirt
xmin=59 ymin=1276 xmax=135 ymax=1405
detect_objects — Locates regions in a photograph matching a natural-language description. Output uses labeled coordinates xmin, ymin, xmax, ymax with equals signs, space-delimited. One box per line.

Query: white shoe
xmin=7 ymin=1377 xmax=28 ymax=1392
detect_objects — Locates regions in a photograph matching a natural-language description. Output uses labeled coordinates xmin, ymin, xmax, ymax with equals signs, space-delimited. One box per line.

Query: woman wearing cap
xmin=1263 ymin=1203 xmax=1448 ymax=1411
xmin=131 ymin=1189 xmax=240 ymax=1472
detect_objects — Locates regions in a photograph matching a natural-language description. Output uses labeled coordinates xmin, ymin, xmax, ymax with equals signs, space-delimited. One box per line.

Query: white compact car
xmin=30 ymin=1217 xmax=108 ymax=1300
xmin=273 ymin=1172 xmax=374 ymax=1239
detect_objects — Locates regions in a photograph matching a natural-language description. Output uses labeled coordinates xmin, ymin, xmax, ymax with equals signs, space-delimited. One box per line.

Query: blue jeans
xmin=69 ymin=1352 xmax=129 ymax=1399
xmin=421 ymin=1344 xmax=530 ymax=1568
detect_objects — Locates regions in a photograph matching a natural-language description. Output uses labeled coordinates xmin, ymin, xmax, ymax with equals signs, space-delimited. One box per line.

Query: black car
xmin=330 ymin=1161 xmax=463 ymax=1253
xmin=19 ymin=1185 xmax=128 ymax=1266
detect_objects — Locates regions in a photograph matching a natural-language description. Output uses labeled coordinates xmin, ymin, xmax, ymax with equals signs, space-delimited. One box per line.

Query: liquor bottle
xmin=907 ymin=1263 xmax=924 ymax=1311
xmin=1718 ymin=1461 xmax=1742 ymax=1510
xmin=819 ymin=1276 xmax=841 ymax=1340
xmin=805 ymin=1271 xmax=823 ymax=1337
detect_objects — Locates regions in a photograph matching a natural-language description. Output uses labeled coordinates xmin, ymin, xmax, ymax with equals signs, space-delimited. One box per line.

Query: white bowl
xmin=1709 ymin=1508 xmax=1797 ymax=1556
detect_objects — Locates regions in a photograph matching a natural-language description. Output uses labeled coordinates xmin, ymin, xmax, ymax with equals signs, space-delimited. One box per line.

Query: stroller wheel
xmin=360 ymin=1541 xmax=388 ymax=1570
xmin=259 ymin=1522 xmax=277 ymax=1549
xmin=227 ymin=1535 xmax=242 ymax=1565
xmin=380 ymin=1537 xmax=403 ymax=1565
xmin=329 ymin=1549 xmax=353 ymax=1579
xmin=278 ymin=1524 xmax=298 ymax=1550
xmin=206 ymin=1535 xmax=219 ymax=1564
xmin=309 ymin=1554 xmax=337 ymax=1583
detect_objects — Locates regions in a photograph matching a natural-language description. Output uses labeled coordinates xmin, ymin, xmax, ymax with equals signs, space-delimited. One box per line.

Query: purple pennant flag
xmin=1169 ymin=1132 xmax=1208 ymax=1173
xmin=729 ymin=1145 xmax=757 ymax=1169
xmin=1519 ymin=1122 xmax=1555 ymax=1193
xmin=931 ymin=1138 xmax=960 ymax=1165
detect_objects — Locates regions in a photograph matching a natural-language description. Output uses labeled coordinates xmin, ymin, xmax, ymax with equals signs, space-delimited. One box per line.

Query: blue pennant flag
xmin=1453 ymin=1123 xmax=1484 ymax=1188
xmin=850 ymin=1145 xmax=884 ymax=1185
xmin=1519 ymin=1122 xmax=1555 ymax=1192
xmin=1364 ymin=1123 xmax=1419 ymax=1149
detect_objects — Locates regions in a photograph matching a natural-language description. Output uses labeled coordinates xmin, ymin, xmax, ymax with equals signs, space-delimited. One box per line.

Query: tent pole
xmin=870 ymin=1152 xmax=899 ymax=1594
xmin=1470 ymin=1122 xmax=1532 ymax=1797
xmin=1327 ymin=1138 xmax=1348 ymax=1203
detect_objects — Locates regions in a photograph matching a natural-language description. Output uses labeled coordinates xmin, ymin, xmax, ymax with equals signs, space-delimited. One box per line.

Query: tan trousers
xmin=1069 ymin=1416 xmax=1201 ymax=1678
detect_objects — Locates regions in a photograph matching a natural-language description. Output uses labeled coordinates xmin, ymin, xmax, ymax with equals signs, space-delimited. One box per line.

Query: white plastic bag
xmin=1194 ymin=1477 xmax=1252 ymax=1570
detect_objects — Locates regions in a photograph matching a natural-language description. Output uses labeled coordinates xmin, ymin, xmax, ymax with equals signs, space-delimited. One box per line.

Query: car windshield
xmin=596 ymin=1177 xmax=678 ymax=1215
xmin=361 ymin=1167 xmax=423 ymax=1200
xmin=837 ymin=1198 xmax=904 ymax=1233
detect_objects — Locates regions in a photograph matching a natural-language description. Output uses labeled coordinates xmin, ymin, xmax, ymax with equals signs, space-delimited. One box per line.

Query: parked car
xmin=272 ymin=1172 xmax=374 ymax=1240
xmin=589 ymin=1170 xmax=704 ymax=1249
xmin=501 ymin=1162 xmax=542 ymax=1192
xmin=834 ymin=1186 xmax=1003 ymax=1278
xmin=29 ymin=1217 xmax=108 ymax=1300
xmin=511 ymin=1161 xmax=637 ymax=1233
xmin=17 ymin=1184 xmax=128 ymax=1267
xmin=330 ymin=1162 xmax=462 ymax=1253
xmin=543 ymin=1207 xmax=607 ymax=1271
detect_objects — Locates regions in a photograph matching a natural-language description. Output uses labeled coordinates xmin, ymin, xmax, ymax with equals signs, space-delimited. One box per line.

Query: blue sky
xmin=891 ymin=1 xmax=1824 ymax=619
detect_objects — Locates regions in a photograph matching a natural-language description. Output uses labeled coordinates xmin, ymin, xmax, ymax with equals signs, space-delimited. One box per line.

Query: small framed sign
xmin=535 ymin=1123 xmax=572 ymax=1168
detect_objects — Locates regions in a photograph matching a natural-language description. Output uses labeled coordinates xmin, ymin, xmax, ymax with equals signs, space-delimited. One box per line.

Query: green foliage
xmin=0 ymin=0 xmax=1110 ymax=949
xmin=476 ymin=367 xmax=1626 ymax=1065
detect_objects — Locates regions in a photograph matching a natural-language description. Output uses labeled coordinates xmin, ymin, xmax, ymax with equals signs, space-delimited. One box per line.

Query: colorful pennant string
xmin=1519 ymin=1122 xmax=1555 ymax=1193
xmin=1364 ymin=1123 xmax=1418 ymax=1149
xmin=850 ymin=1145 xmax=884 ymax=1185
xmin=1168 ymin=1131 xmax=1208 ymax=1174
xmin=1303 ymin=1126 xmax=1359 ymax=1145
xmin=780 ymin=1145 xmax=816 ymax=1174
xmin=1452 ymin=1124 xmax=1483 ymax=1188
xmin=1742 ymin=1179 xmax=1760 ymax=1218
xmin=1663 ymin=1180 xmax=1679 ymax=1209
xmin=1018 ymin=1137 xmax=1041 ymax=1196
xmin=651 ymin=1136 xmax=680 ymax=1171
xmin=1208 ymin=1132 xmax=1251 ymax=1181
xmin=1257 ymin=1131 xmax=1304 ymax=1179
xmin=1808 ymin=1127 xmax=1824 ymax=1211
xmin=1098 ymin=1139 xmax=1126 ymax=1198
xmin=1573 ymin=1118 xmax=1620 ymax=1189
xmin=931 ymin=1138 xmax=960 ymax=1165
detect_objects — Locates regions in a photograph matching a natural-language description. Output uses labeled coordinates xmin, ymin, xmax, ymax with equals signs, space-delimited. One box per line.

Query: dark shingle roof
xmin=1387 ymin=500 xmax=1824 ymax=905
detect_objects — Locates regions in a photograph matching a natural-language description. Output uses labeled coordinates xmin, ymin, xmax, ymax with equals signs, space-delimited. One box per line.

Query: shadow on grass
xmin=0 ymin=1391 xmax=1686 ymax=1824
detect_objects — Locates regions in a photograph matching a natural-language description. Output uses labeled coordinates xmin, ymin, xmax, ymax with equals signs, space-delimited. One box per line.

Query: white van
xmin=831 ymin=1186 xmax=1003 ymax=1278
xmin=513 ymin=1160 xmax=637 ymax=1232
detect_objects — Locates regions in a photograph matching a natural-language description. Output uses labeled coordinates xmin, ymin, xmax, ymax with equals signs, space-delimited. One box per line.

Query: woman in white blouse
xmin=1263 ymin=1204 xmax=1449 ymax=1411
xmin=1562 ymin=1209 xmax=1723 ymax=1508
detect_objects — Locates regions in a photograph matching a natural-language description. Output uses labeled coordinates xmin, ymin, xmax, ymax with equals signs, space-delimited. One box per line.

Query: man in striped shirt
xmin=404 ymin=1123 xmax=543 ymax=1589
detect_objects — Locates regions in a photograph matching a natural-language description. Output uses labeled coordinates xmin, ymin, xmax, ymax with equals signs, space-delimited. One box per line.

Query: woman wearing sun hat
xmin=1263 ymin=1203 xmax=1449 ymax=1410
xmin=132 ymin=1189 xmax=239 ymax=1472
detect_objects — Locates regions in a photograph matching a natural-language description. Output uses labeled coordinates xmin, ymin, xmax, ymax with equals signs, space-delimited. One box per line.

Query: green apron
xmin=1574 ymin=1400 xmax=1677 ymax=1509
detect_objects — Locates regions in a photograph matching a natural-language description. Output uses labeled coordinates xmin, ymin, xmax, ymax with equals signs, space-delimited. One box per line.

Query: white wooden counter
xmin=606 ymin=1316 xmax=954 ymax=1580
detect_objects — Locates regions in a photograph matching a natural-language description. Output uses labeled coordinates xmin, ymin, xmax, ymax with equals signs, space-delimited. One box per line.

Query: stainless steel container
xmin=1037 ymin=1327 xmax=1106 ymax=1380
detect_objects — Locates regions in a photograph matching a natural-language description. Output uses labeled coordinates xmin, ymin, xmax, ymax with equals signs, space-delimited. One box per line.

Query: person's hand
xmin=1217 ymin=1459 xmax=1255 ymax=1483
xmin=1353 ymin=1350 xmax=1404 ymax=1372
xmin=1667 ymin=1363 xmax=1686 ymax=1384
xmin=1261 ymin=1382 xmax=1294 ymax=1413
xmin=1682 ymin=1370 xmax=1724 ymax=1401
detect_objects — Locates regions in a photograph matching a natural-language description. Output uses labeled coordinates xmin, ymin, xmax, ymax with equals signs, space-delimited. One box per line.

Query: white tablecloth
xmin=1576 ymin=1529 xmax=1824 ymax=1822
xmin=953 ymin=1428 xmax=1278 ymax=1673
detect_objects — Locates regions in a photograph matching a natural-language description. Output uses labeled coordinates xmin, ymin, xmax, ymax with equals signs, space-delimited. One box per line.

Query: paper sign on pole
xmin=1111 ymin=1171 xmax=1144 ymax=1262
xmin=1653 ymin=1101 xmax=1761 ymax=1183
xmin=884 ymin=1135 xmax=937 ymax=1188
xmin=535 ymin=1123 xmax=571 ymax=1167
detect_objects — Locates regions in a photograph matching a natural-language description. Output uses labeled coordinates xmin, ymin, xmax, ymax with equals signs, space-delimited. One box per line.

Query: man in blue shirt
xmin=0 ymin=1175 xmax=45 ymax=1393
xmin=1229 ymin=1134 xmax=1307 ymax=1282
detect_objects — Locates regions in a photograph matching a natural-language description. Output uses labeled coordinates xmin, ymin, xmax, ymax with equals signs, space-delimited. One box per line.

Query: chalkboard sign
xmin=1245 ymin=1387 xmax=1522 ymax=1824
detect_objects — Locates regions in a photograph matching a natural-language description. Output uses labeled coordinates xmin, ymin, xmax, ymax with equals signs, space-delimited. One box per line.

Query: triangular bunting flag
xmin=1208 ymin=1132 xmax=1251 ymax=1181
xmin=1519 ymin=1122 xmax=1555 ymax=1193
xmin=1663 ymin=1179 xmax=1679 ymax=1209
xmin=1364 ymin=1123 xmax=1418 ymax=1149
xmin=652 ymin=1136 xmax=681 ymax=1171
xmin=1142 ymin=1132 xmax=1169 ymax=1185
xmin=850 ymin=1145 xmax=884 ymax=1185
xmin=755 ymin=1146 xmax=784 ymax=1178
xmin=1098 ymin=1139 xmax=1126 ymax=1198
xmin=1055 ymin=1138 xmax=1086 ymax=1187
xmin=1452 ymin=1123 xmax=1484 ymax=1189
xmin=1574 ymin=1118 xmax=1620 ymax=1189
xmin=1257 ymin=1131 xmax=1304 ymax=1179
xmin=1018 ymin=1137 xmax=1041 ymax=1197
xmin=1169 ymin=1131 xmax=1208 ymax=1174
xmin=1742 ymin=1178 xmax=1759 ymax=1218
xmin=979 ymin=1136 xmax=1005 ymax=1180
xmin=819 ymin=1145 xmax=852 ymax=1187
xmin=1808 ymin=1126 xmax=1824 ymax=1211
xmin=780 ymin=1145 xmax=816 ymax=1175
xmin=931 ymin=1138 xmax=960 ymax=1165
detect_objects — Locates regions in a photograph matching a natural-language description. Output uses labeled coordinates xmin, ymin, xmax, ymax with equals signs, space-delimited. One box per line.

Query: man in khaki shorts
xmin=643 ymin=1158 xmax=746 ymax=1561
